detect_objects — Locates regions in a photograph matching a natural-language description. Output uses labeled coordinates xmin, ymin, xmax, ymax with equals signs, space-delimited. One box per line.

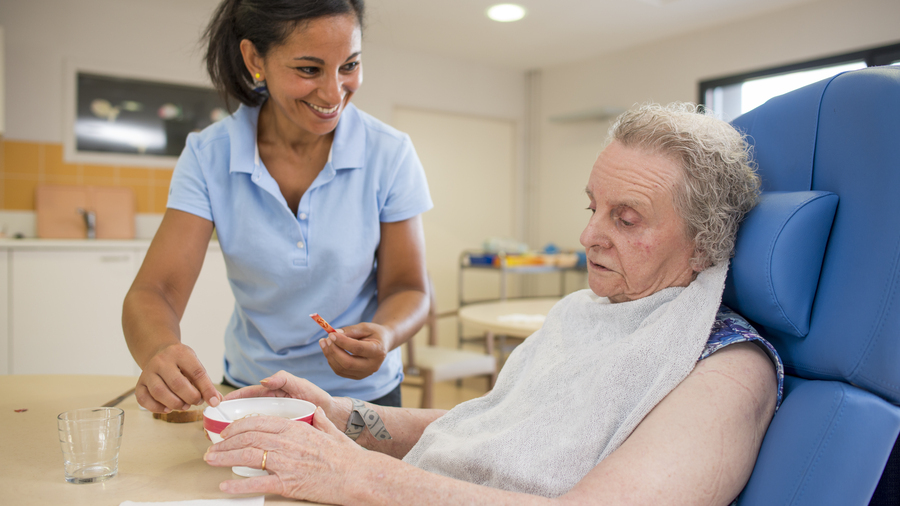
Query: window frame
xmin=698 ymin=41 xmax=900 ymax=106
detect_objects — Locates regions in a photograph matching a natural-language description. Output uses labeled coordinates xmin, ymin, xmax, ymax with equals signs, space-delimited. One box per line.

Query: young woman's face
xmin=246 ymin=13 xmax=362 ymax=137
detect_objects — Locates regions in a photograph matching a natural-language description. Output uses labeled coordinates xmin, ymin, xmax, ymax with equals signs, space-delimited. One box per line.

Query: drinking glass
xmin=57 ymin=407 xmax=124 ymax=484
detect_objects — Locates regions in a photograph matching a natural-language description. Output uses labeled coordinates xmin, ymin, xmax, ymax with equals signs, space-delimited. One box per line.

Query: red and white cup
xmin=203 ymin=397 xmax=316 ymax=477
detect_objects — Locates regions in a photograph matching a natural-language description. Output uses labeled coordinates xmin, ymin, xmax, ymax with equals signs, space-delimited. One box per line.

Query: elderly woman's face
xmin=580 ymin=141 xmax=698 ymax=303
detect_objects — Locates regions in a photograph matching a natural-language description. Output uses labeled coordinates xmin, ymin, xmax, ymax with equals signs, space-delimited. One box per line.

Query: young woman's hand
xmin=135 ymin=342 xmax=223 ymax=413
xmin=319 ymin=323 xmax=394 ymax=380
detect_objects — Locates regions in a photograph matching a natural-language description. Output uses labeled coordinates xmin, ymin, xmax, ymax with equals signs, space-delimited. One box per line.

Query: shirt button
xmin=298 ymin=213 xmax=308 ymax=220
xmin=252 ymin=173 xmax=260 ymax=181
xmin=297 ymin=241 xmax=305 ymax=249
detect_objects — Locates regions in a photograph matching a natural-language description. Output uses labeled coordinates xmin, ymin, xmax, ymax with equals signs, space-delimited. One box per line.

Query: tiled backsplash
xmin=0 ymin=138 xmax=172 ymax=214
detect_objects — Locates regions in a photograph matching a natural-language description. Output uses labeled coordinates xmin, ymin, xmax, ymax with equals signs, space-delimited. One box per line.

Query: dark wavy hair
xmin=203 ymin=0 xmax=365 ymax=108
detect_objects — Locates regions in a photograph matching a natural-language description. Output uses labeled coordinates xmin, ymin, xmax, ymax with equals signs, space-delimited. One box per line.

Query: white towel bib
xmin=403 ymin=262 xmax=728 ymax=497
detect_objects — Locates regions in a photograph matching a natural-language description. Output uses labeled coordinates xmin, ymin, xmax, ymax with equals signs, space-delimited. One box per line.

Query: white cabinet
xmin=11 ymin=249 xmax=140 ymax=375
xmin=0 ymin=250 xmax=8 ymax=375
xmin=2 ymin=241 xmax=233 ymax=377
xmin=178 ymin=244 xmax=233 ymax=384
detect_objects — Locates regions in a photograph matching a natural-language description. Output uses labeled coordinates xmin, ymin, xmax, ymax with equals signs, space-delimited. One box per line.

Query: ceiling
xmin=362 ymin=0 xmax=820 ymax=70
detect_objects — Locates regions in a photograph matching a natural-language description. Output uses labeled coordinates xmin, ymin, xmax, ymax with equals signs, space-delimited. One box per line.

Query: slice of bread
xmin=152 ymin=409 xmax=204 ymax=423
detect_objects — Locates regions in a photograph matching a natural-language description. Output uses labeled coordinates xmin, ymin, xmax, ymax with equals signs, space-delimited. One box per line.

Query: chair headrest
xmin=729 ymin=67 xmax=900 ymax=403
xmin=723 ymin=191 xmax=838 ymax=337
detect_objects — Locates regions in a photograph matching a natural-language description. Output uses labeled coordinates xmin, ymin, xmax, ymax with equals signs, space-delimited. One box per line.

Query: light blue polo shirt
xmin=167 ymin=103 xmax=432 ymax=400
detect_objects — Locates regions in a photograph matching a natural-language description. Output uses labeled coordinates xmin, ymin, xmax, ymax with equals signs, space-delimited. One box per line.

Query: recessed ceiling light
xmin=487 ymin=4 xmax=526 ymax=23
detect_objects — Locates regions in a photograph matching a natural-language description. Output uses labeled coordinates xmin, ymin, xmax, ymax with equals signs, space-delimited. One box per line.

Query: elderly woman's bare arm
xmin=223 ymin=370 xmax=446 ymax=458
xmin=561 ymin=341 xmax=777 ymax=505
xmin=335 ymin=397 xmax=447 ymax=458
xmin=209 ymin=341 xmax=775 ymax=505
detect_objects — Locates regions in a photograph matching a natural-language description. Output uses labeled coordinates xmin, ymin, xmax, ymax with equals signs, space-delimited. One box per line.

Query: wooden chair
xmin=404 ymin=279 xmax=497 ymax=408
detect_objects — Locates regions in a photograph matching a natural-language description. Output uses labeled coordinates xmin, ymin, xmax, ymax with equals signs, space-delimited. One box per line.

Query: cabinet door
xmin=0 ymin=250 xmax=8 ymax=374
xmin=178 ymin=245 xmax=233 ymax=384
xmin=11 ymin=249 xmax=139 ymax=375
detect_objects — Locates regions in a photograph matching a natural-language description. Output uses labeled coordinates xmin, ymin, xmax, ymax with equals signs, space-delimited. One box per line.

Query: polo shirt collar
xmin=227 ymin=104 xmax=259 ymax=175
xmin=331 ymin=103 xmax=366 ymax=170
xmin=226 ymin=102 xmax=366 ymax=174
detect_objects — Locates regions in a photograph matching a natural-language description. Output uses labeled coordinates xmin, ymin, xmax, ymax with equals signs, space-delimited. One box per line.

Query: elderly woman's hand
xmin=204 ymin=406 xmax=364 ymax=503
xmin=223 ymin=370 xmax=351 ymax=428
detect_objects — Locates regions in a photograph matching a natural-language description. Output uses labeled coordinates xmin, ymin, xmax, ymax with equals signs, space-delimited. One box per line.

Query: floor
xmin=400 ymin=376 xmax=492 ymax=410
xmin=398 ymin=327 xmax=506 ymax=410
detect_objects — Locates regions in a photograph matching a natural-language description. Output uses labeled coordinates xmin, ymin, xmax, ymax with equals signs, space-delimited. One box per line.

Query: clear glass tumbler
xmin=57 ymin=407 xmax=125 ymax=484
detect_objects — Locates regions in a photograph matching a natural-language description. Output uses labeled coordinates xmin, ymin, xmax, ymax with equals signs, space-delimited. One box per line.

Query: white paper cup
xmin=57 ymin=407 xmax=124 ymax=484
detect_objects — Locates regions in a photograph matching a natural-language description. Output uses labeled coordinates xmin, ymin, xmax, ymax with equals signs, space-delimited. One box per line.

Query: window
xmin=700 ymin=42 xmax=900 ymax=122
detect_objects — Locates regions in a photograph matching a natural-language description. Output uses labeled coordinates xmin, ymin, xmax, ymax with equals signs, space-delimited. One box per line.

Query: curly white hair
xmin=609 ymin=102 xmax=761 ymax=269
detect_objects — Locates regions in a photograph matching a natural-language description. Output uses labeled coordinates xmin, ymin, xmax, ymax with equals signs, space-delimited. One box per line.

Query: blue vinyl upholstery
xmin=724 ymin=191 xmax=838 ymax=337
xmin=726 ymin=67 xmax=900 ymax=505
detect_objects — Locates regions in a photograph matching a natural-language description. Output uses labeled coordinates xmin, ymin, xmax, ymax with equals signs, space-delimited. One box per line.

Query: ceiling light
xmin=487 ymin=4 xmax=526 ymax=22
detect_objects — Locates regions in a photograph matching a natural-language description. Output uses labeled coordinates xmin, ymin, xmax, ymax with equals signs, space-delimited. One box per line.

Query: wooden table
xmin=0 ymin=375 xmax=318 ymax=505
xmin=457 ymin=297 xmax=559 ymax=356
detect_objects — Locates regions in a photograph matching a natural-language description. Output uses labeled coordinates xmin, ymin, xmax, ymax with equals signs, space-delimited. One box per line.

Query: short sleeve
xmin=702 ymin=305 xmax=785 ymax=410
xmin=379 ymin=136 xmax=433 ymax=223
xmin=167 ymin=133 xmax=214 ymax=222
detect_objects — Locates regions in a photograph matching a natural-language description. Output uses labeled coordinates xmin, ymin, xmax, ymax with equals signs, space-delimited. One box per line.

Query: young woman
xmin=123 ymin=0 xmax=431 ymax=413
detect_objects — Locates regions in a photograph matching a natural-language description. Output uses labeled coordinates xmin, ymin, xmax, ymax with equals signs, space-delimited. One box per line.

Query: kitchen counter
xmin=0 ymin=238 xmax=221 ymax=250
xmin=0 ymin=238 xmax=155 ymax=250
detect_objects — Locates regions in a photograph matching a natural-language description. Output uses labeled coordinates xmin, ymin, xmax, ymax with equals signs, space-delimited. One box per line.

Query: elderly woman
xmin=203 ymin=103 xmax=783 ymax=505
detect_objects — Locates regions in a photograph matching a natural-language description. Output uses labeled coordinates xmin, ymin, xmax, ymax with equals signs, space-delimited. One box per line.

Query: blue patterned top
xmin=701 ymin=305 xmax=784 ymax=411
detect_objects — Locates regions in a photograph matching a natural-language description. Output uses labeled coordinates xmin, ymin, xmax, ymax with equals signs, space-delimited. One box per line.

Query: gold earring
xmin=253 ymin=72 xmax=267 ymax=93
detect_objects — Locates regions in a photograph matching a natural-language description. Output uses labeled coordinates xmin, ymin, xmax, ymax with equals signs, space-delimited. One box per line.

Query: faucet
xmin=77 ymin=208 xmax=97 ymax=239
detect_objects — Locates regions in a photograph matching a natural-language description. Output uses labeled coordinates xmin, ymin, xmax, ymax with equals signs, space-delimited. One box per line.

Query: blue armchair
xmin=724 ymin=66 xmax=900 ymax=505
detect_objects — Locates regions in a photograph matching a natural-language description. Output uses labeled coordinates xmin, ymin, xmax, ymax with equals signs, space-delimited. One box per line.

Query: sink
xmin=35 ymin=185 xmax=135 ymax=239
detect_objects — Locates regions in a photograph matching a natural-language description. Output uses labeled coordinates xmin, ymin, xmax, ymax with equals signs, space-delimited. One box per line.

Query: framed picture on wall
xmin=64 ymin=63 xmax=233 ymax=167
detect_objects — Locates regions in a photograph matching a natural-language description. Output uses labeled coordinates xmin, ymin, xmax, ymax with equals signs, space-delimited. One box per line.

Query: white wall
xmin=0 ymin=0 xmax=216 ymax=143
xmin=0 ymin=0 xmax=525 ymax=143
xmin=0 ymin=26 xmax=5 ymax=136
xmin=395 ymin=108 xmax=518 ymax=343
xmin=534 ymin=0 xmax=900 ymax=252
xmin=355 ymin=42 xmax=525 ymax=126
